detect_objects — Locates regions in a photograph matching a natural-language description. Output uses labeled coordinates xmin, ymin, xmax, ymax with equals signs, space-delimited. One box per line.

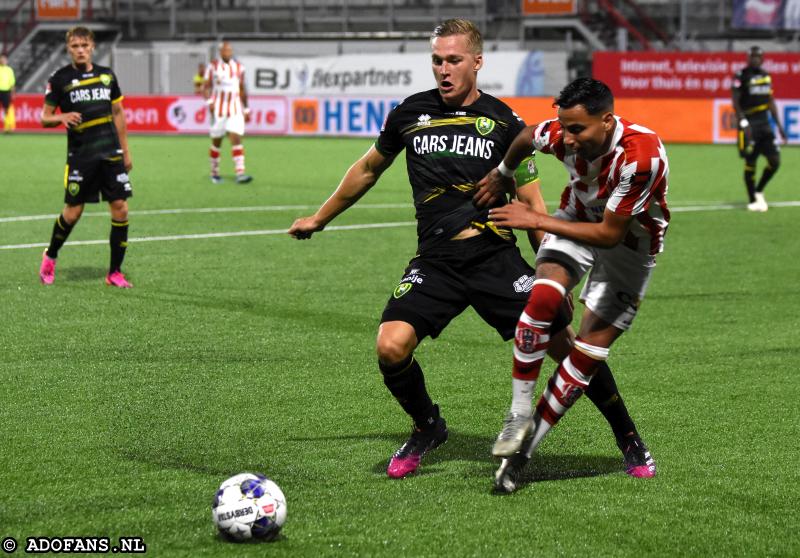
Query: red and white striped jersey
xmin=532 ymin=116 xmax=670 ymax=255
xmin=204 ymin=58 xmax=245 ymax=118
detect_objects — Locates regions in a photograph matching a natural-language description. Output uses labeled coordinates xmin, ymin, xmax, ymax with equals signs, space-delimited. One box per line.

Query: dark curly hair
xmin=554 ymin=78 xmax=614 ymax=115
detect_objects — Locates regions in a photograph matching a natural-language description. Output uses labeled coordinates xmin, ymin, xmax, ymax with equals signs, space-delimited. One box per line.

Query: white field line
xmin=2 ymin=200 xmax=800 ymax=225
xmin=0 ymin=203 xmax=411 ymax=223
xmin=0 ymin=221 xmax=417 ymax=250
xmin=1 ymin=201 xmax=798 ymax=252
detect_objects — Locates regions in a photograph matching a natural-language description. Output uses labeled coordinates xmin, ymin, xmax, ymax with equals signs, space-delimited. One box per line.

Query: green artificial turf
xmin=1 ymin=134 xmax=798 ymax=557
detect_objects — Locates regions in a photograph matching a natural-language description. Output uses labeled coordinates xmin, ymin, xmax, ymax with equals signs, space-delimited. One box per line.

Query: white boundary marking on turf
xmin=1 ymin=200 xmax=799 ymax=252
xmin=0 ymin=203 xmax=411 ymax=223
xmin=0 ymin=221 xmax=418 ymax=250
xmin=3 ymin=200 xmax=800 ymax=224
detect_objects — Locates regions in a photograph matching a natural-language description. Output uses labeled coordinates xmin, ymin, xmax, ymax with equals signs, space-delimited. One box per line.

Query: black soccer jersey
xmin=733 ymin=66 xmax=773 ymax=127
xmin=375 ymin=89 xmax=527 ymax=253
xmin=45 ymin=64 xmax=124 ymax=161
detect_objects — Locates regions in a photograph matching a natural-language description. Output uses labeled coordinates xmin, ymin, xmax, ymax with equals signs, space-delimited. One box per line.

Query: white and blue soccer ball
xmin=212 ymin=472 xmax=287 ymax=542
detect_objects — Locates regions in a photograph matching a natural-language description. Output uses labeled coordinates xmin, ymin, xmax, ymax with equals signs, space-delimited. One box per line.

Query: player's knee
xmin=110 ymin=201 xmax=128 ymax=220
xmin=63 ymin=204 xmax=83 ymax=224
xmin=768 ymin=157 xmax=780 ymax=171
xmin=376 ymin=337 xmax=412 ymax=366
xmin=376 ymin=329 xmax=416 ymax=366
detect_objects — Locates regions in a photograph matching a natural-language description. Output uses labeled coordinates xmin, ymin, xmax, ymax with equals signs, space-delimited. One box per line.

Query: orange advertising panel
xmin=502 ymin=97 xmax=715 ymax=143
xmin=37 ymin=0 xmax=81 ymax=19
xmin=616 ymin=98 xmax=714 ymax=143
xmin=713 ymin=100 xmax=738 ymax=142
xmin=522 ymin=0 xmax=576 ymax=15
xmin=292 ymin=99 xmax=319 ymax=133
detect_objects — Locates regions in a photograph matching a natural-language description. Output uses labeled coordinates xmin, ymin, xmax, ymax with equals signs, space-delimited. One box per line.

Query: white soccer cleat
xmin=755 ymin=192 xmax=768 ymax=212
xmin=492 ymin=412 xmax=533 ymax=457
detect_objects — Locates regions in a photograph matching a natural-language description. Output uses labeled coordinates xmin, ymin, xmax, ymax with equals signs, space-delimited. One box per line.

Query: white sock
xmin=510 ymin=378 xmax=536 ymax=416
xmin=524 ymin=416 xmax=553 ymax=458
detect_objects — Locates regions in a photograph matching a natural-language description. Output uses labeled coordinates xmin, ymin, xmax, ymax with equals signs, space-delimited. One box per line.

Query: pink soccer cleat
xmin=621 ymin=437 xmax=656 ymax=478
xmin=105 ymin=271 xmax=133 ymax=288
xmin=39 ymin=250 xmax=56 ymax=285
xmin=387 ymin=407 xmax=448 ymax=479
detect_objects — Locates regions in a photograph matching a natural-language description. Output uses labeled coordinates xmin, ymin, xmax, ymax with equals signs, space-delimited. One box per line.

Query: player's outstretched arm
xmin=489 ymin=202 xmax=633 ymax=249
xmin=473 ymin=124 xmax=537 ymax=208
xmin=112 ymin=101 xmax=132 ymax=171
xmin=288 ymin=145 xmax=395 ymax=239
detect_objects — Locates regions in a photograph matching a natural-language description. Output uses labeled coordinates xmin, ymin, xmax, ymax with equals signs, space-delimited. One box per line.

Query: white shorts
xmin=536 ymin=232 xmax=656 ymax=331
xmin=209 ymin=112 xmax=245 ymax=138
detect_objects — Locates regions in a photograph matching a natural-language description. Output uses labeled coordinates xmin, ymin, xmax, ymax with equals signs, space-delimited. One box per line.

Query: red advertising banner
xmin=593 ymin=51 xmax=800 ymax=98
xmin=36 ymin=0 xmax=81 ymax=20
xmin=12 ymin=94 xmax=289 ymax=135
xmin=522 ymin=0 xmax=576 ymax=15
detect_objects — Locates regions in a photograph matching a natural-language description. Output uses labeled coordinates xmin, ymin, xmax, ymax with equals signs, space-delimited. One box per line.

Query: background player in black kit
xmin=289 ymin=19 xmax=653 ymax=479
xmin=732 ymin=46 xmax=787 ymax=212
xmin=39 ymin=26 xmax=134 ymax=288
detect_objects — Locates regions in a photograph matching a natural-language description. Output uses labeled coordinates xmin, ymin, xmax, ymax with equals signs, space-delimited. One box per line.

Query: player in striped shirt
xmin=479 ymin=78 xmax=669 ymax=492
xmin=203 ymin=41 xmax=252 ymax=184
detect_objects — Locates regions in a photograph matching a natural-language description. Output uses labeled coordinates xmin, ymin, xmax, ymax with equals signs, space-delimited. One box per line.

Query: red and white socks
xmin=509 ymin=279 xmax=567 ymax=416
xmin=232 ymin=145 xmax=246 ymax=176
xmin=525 ymin=338 xmax=609 ymax=456
xmin=209 ymin=145 xmax=221 ymax=176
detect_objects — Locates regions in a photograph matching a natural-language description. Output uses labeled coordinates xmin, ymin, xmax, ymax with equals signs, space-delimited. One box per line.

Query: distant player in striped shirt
xmin=204 ymin=41 xmax=252 ymax=184
xmin=479 ymin=78 xmax=669 ymax=493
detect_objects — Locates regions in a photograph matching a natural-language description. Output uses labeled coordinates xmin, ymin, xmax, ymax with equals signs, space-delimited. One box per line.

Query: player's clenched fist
xmin=288 ymin=216 xmax=325 ymax=239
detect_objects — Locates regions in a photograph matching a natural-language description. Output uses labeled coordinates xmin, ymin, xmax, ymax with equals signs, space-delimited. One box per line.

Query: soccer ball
xmin=211 ymin=472 xmax=287 ymax=542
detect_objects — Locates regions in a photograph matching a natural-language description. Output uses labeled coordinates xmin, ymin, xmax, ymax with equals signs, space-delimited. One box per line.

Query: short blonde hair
xmin=431 ymin=19 xmax=483 ymax=55
xmin=66 ymin=26 xmax=95 ymax=43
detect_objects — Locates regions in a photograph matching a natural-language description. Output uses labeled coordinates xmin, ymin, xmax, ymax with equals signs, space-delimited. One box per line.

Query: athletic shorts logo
xmin=616 ymin=290 xmax=641 ymax=311
xmin=475 ymin=117 xmax=495 ymax=136
xmin=513 ymin=274 xmax=535 ymax=293
xmin=68 ymin=182 xmax=80 ymax=196
xmin=393 ymin=282 xmax=413 ymax=299
xmin=100 ymin=73 xmax=112 ymax=86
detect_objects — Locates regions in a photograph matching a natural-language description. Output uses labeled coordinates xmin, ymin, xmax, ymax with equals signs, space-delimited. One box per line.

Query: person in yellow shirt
xmin=0 ymin=54 xmax=15 ymax=133
xmin=193 ymin=62 xmax=205 ymax=95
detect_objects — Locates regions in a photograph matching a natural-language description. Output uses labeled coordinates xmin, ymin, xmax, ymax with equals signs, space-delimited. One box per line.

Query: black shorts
xmin=64 ymin=158 xmax=132 ymax=205
xmin=380 ymin=232 xmax=572 ymax=342
xmin=740 ymin=123 xmax=779 ymax=160
xmin=0 ymin=91 xmax=10 ymax=110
